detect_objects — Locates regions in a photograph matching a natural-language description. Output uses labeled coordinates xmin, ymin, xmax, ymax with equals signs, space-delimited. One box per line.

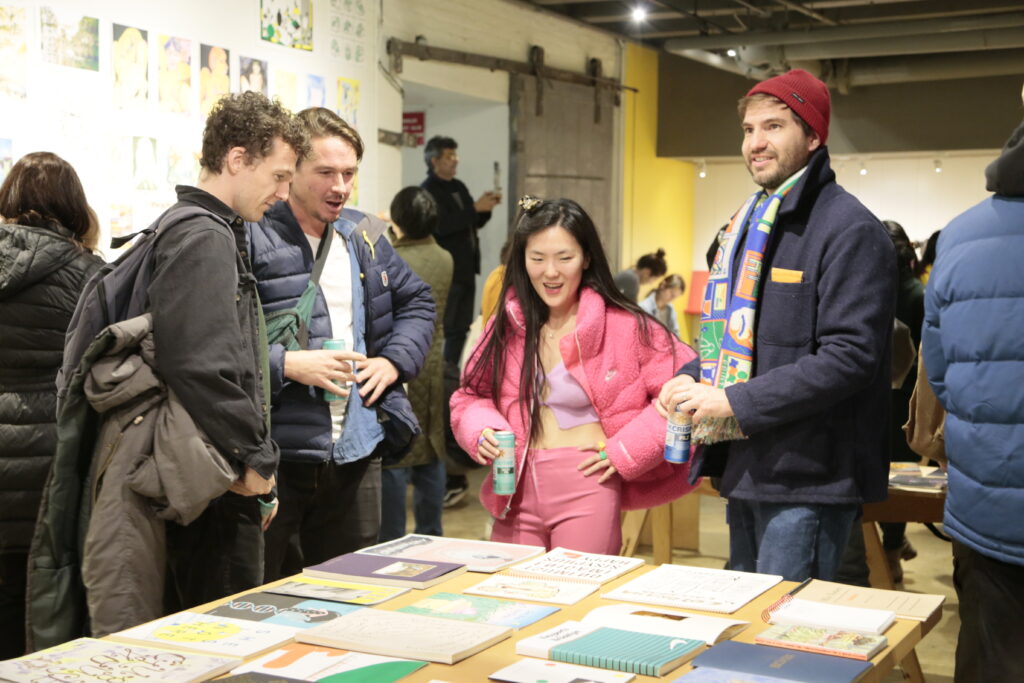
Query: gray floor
xmin=436 ymin=466 xmax=957 ymax=682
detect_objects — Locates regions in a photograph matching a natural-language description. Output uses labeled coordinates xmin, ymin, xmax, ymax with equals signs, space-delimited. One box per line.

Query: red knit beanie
xmin=746 ymin=69 xmax=831 ymax=145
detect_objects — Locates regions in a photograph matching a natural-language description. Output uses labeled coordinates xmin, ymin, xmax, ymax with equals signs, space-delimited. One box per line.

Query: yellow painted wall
xmin=621 ymin=43 xmax=697 ymax=345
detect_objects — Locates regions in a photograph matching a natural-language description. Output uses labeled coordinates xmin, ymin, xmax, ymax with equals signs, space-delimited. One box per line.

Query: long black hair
xmin=462 ymin=197 xmax=677 ymax=444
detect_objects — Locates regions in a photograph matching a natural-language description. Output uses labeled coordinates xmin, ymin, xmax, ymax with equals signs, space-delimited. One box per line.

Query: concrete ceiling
xmin=524 ymin=0 xmax=1024 ymax=90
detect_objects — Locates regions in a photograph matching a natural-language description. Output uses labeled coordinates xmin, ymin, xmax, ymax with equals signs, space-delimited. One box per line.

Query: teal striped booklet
xmin=516 ymin=620 xmax=703 ymax=676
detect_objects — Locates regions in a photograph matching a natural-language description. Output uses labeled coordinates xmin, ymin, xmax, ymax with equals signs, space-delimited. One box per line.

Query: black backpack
xmin=57 ymin=205 xmax=227 ymax=403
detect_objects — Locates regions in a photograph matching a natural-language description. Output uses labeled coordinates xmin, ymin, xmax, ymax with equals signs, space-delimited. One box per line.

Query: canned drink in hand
xmin=492 ymin=431 xmax=517 ymax=495
xmin=323 ymin=339 xmax=347 ymax=402
xmin=665 ymin=406 xmax=692 ymax=463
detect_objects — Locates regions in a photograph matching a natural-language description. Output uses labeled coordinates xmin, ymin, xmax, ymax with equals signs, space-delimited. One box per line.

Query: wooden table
xmin=203 ymin=562 xmax=941 ymax=682
xmin=861 ymin=486 xmax=946 ymax=590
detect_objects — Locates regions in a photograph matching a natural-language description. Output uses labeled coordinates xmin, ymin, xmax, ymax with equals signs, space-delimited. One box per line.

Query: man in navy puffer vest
xmin=248 ymin=108 xmax=434 ymax=581
xmin=923 ymin=107 xmax=1024 ymax=681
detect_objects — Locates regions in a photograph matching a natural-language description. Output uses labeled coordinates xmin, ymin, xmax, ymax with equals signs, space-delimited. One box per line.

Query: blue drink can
xmin=323 ymin=339 xmax=347 ymax=402
xmin=665 ymin=407 xmax=692 ymax=463
xmin=492 ymin=431 xmax=517 ymax=495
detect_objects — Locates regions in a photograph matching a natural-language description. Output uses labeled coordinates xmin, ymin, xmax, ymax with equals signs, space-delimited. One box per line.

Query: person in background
xmin=249 ymin=109 xmax=434 ymax=581
xmin=451 ymin=197 xmax=698 ymax=553
xmin=923 ymin=112 xmax=1024 ymax=682
xmin=613 ymin=249 xmax=667 ymax=301
xmin=0 ymin=152 xmax=103 ymax=658
xmin=380 ymin=187 xmax=452 ymax=541
xmin=915 ymin=230 xmax=940 ymax=284
xmin=480 ymin=240 xmax=511 ymax=325
xmin=880 ymin=219 xmax=925 ymax=582
xmin=640 ymin=274 xmax=686 ymax=339
xmin=659 ymin=69 xmax=895 ymax=582
xmin=420 ymin=135 xmax=501 ymax=366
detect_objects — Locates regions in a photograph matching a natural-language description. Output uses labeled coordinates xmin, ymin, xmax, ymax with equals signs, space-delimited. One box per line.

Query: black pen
xmin=787 ymin=577 xmax=813 ymax=597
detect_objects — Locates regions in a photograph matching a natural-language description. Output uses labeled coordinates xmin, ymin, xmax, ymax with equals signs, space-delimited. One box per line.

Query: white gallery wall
xmin=1 ymin=0 xmax=379 ymax=259
xmin=689 ymin=152 xmax=1000 ymax=272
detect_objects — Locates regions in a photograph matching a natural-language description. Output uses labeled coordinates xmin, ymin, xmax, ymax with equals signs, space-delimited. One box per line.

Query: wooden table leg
xmin=863 ymin=520 xmax=894 ymax=589
xmin=620 ymin=509 xmax=647 ymax=557
xmin=652 ymin=504 xmax=673 ymax=565
xmin=863 ymin=520 xmax=925 ymax=681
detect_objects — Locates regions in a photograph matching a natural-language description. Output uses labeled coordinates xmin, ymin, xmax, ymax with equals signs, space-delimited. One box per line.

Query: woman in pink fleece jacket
xmin=451 ymin=197 xmax=699 ymax=553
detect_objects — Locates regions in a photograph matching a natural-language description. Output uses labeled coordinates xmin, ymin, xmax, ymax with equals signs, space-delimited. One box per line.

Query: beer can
xmin=664 ymin=407 xmax=692 ymax=464
xmin=323 ymin=339 xmax=346 ymax=402
xmin=492 ymin=430 xmax=517 ymax=495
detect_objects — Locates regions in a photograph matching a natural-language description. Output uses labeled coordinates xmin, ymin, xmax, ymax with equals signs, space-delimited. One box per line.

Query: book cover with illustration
xmin=230 ymin=642 xmax=427 ymax=682
xmin=265 ymin=577 xmax=409 ymax=605
xmin=303 ymin=552 xmax=465 ymax=588
xmin=358 ymin=534 xmax=545 ymax=572
xmin=465 ymin=573 xmax=599 ymax=605
xmin=583 ymin=604 xmax=747 ymax=644
xmin=505 ymin=547 xmax=645 ymax=585
xmin=754 ymin=623 xmax=888 ymax=660
xmin=397 ymin=591 xmax=558 ymax=628
xmin=109 ymin=611 xmax=295 ymax=658
xmin=297 ymin=607 xmax=512 ymax=664
xmin=516 ymin=620 xmax=703 ymax=676
xmin=603 ymin=564 xmax=782 ymax=614
xmin=690 ymin=641 xmax=872 ymax=683
xmin=490 ymin=658 xmax=636 ymax=683
xmin=0 ymin=637 xmax=240 ymax=683
xmin=205 ymin=591 xmax=362 ymax=629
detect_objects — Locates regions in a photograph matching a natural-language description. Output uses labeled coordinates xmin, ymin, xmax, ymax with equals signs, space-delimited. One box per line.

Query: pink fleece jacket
xmin=450 ymin=287 xmax=700 ymax=519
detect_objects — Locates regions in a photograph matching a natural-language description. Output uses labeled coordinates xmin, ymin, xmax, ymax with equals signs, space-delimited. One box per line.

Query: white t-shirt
xmin=306 ymin=229 xmax=354 ymax=442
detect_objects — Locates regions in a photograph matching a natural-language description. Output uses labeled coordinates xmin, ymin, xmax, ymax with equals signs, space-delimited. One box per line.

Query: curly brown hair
xmin=199 ymin=91 xmax=309 ymax=173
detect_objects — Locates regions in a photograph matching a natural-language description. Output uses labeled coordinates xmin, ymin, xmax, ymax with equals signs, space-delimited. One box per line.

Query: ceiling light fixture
xmin=631 ymin=7 xmax=647 ymax=22
xmin=698 ymin=160 xmax=707 ymax=179
xmin=934 ymin=159 xmax=943 ymax=173
xmin=859 ymin=162 xmax=868 ymax=176
xmin=726 ymin=49 xmax=737 ymax=58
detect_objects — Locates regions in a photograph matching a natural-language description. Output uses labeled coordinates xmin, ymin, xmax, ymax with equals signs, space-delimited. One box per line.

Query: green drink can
xmin=323 ymin=339 xmax=347 ymax=402
xmin=492 ymin=431 xmax=516 ymax=495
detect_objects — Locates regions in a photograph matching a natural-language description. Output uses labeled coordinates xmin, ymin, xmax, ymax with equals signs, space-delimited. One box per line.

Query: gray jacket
xmin=80 ymin=314 xmax=236 ymax=636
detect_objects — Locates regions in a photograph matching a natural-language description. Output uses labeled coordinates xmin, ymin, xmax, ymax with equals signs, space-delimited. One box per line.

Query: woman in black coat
xmin=0 ymin=152 xmax=104 ymax=657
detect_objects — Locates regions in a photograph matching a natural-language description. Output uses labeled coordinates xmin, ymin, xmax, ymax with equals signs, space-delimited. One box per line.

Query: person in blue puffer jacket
xmin=923 ymin=112 xmax=1024 ymax=682
xmin=248 ymin=108 xmax=434 ymax=582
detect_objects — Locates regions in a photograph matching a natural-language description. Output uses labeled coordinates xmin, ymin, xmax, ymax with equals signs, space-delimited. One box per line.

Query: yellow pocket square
xmin=770 ymin=267 xmax=803 ymax=283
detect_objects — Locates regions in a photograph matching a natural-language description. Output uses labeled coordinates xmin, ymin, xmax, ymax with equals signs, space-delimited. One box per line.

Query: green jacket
xmin=389 ymin=233 xmax=452 ymax=468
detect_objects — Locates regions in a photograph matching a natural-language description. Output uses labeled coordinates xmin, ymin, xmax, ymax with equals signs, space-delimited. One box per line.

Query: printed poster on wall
xmin=112 ymin=24 xmax=148 ymax=109
xmin=261 ymin=0 xmax=313 ymax=51
xmin=271 ymin=69 xmax=298 ymax=112
xmin=240 ymin=56 xmax=268 ymax=95
xmin=0 ymin=7 xmax=28 ymax=100
xmin=158 ymin=35 xmax=192 ymax=113
xmin=0 ymin=138 xmax=12 ymax=183
xmin=200 ymin=44 xmax=230 ymax=115
xmin=305 ymin=74 xmax=325 ymax=108
xmin=39 ymin=6 xmax=99 ymax=71
xmin=336 ymin=76 xmax=359 ymax=128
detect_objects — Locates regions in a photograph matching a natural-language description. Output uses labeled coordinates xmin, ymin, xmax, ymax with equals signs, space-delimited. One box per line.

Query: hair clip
xmin=518 ymin=195 xmax=541 ymax=212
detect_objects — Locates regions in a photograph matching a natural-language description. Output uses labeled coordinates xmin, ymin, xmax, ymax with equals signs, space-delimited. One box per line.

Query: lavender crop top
xmin=542 ymin=362 xmax=600 ymax=429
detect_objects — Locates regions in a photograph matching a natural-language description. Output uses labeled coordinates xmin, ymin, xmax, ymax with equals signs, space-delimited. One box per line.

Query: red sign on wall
xmin=403 ymin=111 xmax=425 ymax=145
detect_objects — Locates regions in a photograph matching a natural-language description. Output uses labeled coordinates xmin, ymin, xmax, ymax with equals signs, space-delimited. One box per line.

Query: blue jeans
xmin=380 ymin=459 xmax=446 ymax=541
xmin=727 ymin=499 xmax=858 ymax=582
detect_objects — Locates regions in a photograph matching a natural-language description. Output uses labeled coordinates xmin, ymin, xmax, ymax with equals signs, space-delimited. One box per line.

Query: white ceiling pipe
xmin=662 ymin=10 xmax=1024 ymax=50
xmin=843 ymin=50 xmax=1024 ymax=87
xmin=778 ymin=26 xmax=1024 ymax=61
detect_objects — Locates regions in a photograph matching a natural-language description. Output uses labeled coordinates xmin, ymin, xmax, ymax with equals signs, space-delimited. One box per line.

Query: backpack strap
xmin=293 ymin=225 xmax=334 ymax=348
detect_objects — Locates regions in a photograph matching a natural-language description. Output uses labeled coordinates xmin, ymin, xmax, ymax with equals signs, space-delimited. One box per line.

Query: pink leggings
xmin=490 ymin=446 xmax=622 ymax=554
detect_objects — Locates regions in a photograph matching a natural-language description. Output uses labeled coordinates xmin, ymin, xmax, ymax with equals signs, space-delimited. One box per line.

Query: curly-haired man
xmin=154 ymin=91 xmax=307 ymax=610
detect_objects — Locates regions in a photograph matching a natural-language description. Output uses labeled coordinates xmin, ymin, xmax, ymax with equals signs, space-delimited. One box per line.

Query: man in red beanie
xmin=660 ymin=69 xmax=897 ymax=582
